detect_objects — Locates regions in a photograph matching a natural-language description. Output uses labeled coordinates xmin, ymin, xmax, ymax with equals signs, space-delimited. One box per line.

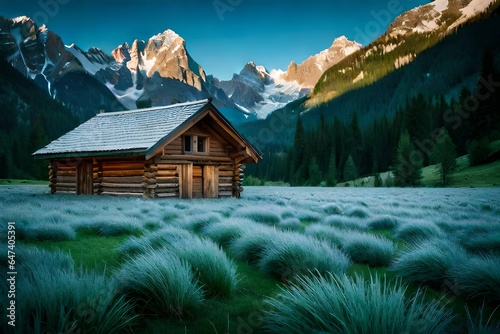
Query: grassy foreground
xmin=1 ymin=186 xmax=499 ymax=333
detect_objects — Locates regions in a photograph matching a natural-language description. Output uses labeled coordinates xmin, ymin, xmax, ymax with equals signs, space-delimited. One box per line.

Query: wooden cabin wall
xmin=52 ymin=160 xmax=77 ymax=194
xmin=144 ymin=155 xmax=182 ymax=199
xmin=99 ymin=159 xmax=145 ymax=197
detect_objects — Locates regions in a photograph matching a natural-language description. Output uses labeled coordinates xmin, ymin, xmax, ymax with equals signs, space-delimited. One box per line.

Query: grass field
xmin=1 ymin=186 xmax=499 ymax=333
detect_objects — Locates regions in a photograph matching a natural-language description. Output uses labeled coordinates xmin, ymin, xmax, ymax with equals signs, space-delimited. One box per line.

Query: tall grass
xmin=201 ymin=218 xmax=258 ymax=247
xmin=263 ymin=273 xmax=455 ymax=334
xmin=278 ymin=217 xmax=303 ymax=231
xmin=394 ymin=220 xmax=445 ymax=243
xmin=234 ymin=207 xmax=281 ymax=225
xmin=228 ymin=228 xmax=277 ymax=265
xmin=304 ymin=224 xmax=347 ymax=246
xmin=458 ymin=229 xmax=500 ymax=255
xmin=118 ymin=226 xmax=194 ymax=256
xmin=390 ymin=238 xmax=467 ymax=288
xmin=17 ymin=222 xmax=77 ymax=241
xmin=14 ymin=248 xmax=136 ymax=334
xmin=324 ymin=216 xmax=367 ymax=231
xmin=367 ymin=216 xmax=398 ymax=230
xmin=258 ymin=232 xmax=351 ymax=281
xmin=465 ymin=304 xmax=500 ymax=334
xmin=450 ymin=254 xmax=500 ymax=303
xmin=183 ymin=213 xmax=221 ymax=232
xmin=172 ymin=237 xmax=239 ymax=297
xmin=116 ymin=247 xmax=203 ymax=317
xmin=340 ymin=231 xmax=395 ymax=267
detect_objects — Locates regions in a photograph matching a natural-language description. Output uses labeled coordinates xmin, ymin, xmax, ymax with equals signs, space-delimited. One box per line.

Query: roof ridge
xmin=97 ymin=99 xmax=210 ymax=117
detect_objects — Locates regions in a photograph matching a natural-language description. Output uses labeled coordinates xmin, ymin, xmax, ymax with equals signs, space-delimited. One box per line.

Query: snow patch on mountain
xmin=65 ymin=44 xmax=108 ymax=75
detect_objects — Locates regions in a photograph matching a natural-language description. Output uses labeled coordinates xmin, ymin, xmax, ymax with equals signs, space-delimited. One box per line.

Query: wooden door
xmin=77 ymin=160 xmax=93 ymax=195
xmin=192 ymin=165 xmax=203 ymax=198
xmin=203 ymin=165 xmax=219 ymax=198
xmin=180 ymin=164 xmax=193 ymax=199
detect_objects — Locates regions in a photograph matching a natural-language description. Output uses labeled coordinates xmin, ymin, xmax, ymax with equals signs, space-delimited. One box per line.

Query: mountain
xmin=0 ymin=16 xmax=123 ymax=121
xmin=0 ymin=56 xmax=78 ymax=179
xmin=215 ymin=36 xmax=361 ymax=118
xmin=102 ymin=30 xmax=236 ymax=113
xmin=239 ymin=0 xmax=500 ymax=148
xmin=280 ymin=36 xmax=361 ymax=87
xmin=310 ymin=0 xmax=498 ymax=107
xmin=0 ymin=18 xmax=245 ymax=122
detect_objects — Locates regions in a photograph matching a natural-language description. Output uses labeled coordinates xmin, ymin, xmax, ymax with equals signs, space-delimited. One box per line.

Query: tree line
xmin=246 ymin=51 xmax=500 ymax=187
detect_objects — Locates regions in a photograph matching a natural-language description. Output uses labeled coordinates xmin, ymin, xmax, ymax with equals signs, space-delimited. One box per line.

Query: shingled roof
xmin=33 ymin=99 xmax=260 ymax=160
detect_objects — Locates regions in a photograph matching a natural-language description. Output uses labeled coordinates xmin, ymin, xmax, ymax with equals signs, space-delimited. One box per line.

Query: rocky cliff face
xmin=215 ymin=36 xmax=360 ymax=118
xmin=0 ymin=16 xmax=121 ymax=120
xmin=281 ymin=36 xmax=361 ymax=87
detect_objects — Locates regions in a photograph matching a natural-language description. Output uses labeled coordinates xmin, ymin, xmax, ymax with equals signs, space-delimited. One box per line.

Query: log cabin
xmin=32 ymin=99 xmax=262 ymax=199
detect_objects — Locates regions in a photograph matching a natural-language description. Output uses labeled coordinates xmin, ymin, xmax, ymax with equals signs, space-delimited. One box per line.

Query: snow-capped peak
xmin=150 ymin=29 xmax=182 ymax=48
xmin=11 ymin=16 xmax=30 ymax=25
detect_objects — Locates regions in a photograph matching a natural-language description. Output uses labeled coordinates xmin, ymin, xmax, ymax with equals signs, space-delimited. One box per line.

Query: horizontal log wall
xmin=218 ymin=163 xmax=235 ymax=198
xmin=55 ymin=161 xmax=77 ymax=194
xmin=153 ymin=156 xmax=180 ymax=198
xmin=98 ymin=160 xmax=145 ymax=197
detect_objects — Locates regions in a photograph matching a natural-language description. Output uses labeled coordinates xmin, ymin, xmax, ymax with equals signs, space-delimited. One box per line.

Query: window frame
xmin=183 ymin=134 xmax=209 ymax=155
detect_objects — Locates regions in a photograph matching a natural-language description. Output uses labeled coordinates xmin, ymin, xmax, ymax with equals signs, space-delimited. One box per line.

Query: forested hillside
xmin=0 ymin=57 xmax=78 ymax=180
xmin=245 ymin=10 xmax=500 ymax=185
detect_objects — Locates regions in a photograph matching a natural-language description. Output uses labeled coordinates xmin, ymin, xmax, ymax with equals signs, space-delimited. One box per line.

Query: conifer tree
xmin=430 ymin=128 xmax=457 ymax=186
xmin=393 ymin=131 xmax=422 ymax=187
xmin=326 ymin=147 xmax=337 ymax=187
xmin=343 ymin=155 xmax=358 ymax=182
xmin=308 ymin=157 xmax=321 ymax=186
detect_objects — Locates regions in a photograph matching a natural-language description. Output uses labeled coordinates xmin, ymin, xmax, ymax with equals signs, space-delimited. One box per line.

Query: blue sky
xmin=2 ymin=0 xmax=430 ymax=79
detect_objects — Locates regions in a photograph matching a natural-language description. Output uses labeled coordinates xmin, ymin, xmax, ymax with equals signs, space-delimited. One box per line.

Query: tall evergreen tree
xmin=290 ymin=118 xmax=307 ymax=185
xmin=308 ymin=157 xmax=321 ymax=186
xmin=326 ymin=147 xmax=337 ymax=187
xmin=430 ymin=128 xmax=457 ymax=186
xmin=393 ymin=131 xmax=422 ymax=187
xmin=470 ymin=50 xmax=500 ymax=140
xmin=343 ymin=154 xmax=359 ymax=182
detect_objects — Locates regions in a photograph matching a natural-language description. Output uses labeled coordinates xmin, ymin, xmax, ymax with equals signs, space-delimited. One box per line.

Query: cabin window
xmin=184 ymin=135 xmax=209 ymax=154
xmin=197 ymin=136 xmax=207 ymax=153
xmin=184 ymin=135 xmax=192 ymax=153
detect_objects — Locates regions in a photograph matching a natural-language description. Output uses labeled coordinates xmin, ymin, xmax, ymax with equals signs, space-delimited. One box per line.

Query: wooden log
xmin=161 ymin=155 xmax=232 ymax=162
xmin=101 ymin=182 xmax=143 ymax=189
xmin=57 ymin=170 xmax=76 ymax=176
xmin=57 ymin=176 xmax=77 ymax=183
xmin=156 ymin=176 xmax=179 ymax=183
xmin=156 ymin=192 xmax=179 ymax=198
xmin=56 ymin=190 xmax=77 ymax=194
xmin=102 ymin=170 xmax=144 ymax=177
xmin=155 ymin=188 xmax=180 ymax=194
xmin=56 ymin=165 xmax=77 ymax=171
xmin=156 ymin=163 xmax=179 ymax=170
xmin=143 ymin=178 xmax=157 ymax=185
xmin=157 ymin=183 xmax=179 ymax=188
xmin=218 ymin=191 xmax=232 ymax=197
xmin=101 ymin=187 xmax=144 ymax=194
xmin=101 ymin=161 xmax=145 ymax=169
xmin=218 ymin=171 xmax=234 ymax=177
xmin=102 ymin=176 xmax=144 ymax=183
xmin=101 ymin=192 xmax=143 ymax=197
xmin=144 ymin=172 xmax=156 ymax=179
xmin=156 ymin=170 xmax=178 ymax=177
xmin=55 ymin=182 xmax=77 ymax=188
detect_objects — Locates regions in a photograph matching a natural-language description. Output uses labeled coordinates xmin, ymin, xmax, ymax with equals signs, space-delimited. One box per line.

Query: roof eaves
xmin=32 ymin=149 xmax=147 ymax=160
